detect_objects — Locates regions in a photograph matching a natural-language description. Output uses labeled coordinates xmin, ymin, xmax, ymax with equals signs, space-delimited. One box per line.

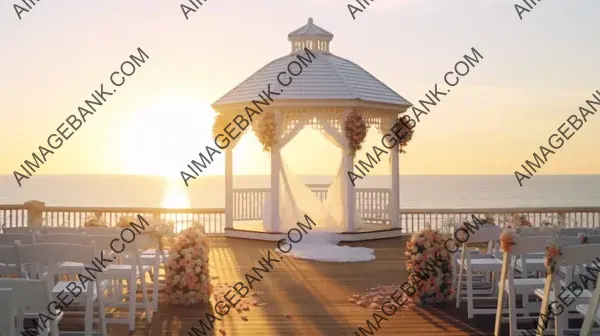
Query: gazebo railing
xmin=232 ymin=185 xmax=390 ymax=223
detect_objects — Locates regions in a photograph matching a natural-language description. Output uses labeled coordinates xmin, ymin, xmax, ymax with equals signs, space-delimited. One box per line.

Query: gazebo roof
xmin=212 ymin=18 xmax=411 ymax=110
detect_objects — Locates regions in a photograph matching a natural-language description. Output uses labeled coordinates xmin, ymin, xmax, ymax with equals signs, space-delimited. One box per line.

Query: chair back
xmin=0 ymin=245 xmax=22 ymax=277
xmin=2 ymin=226 xmax=32 ymax=234
xmin=457 ymin=224 xmax=503 ymax=244
xmin=509 ymin=235 xmax=554 ymax=255
xmin=0 ymin=233 xmax=36 ymax=246
xmin=559 ymin=228 xmax=595 ymax=237
xmin=36 ymin=232 xmax=89 ymax=245
xmin=40 ymin=226 xmax=81 ymax=234
xmin=15 ymin=242 xmax=97 ymax=291
xmin=0 ymin=277 xmax=53 ymax=313
xmin=80 ymin=227 xmax=121 ymax=235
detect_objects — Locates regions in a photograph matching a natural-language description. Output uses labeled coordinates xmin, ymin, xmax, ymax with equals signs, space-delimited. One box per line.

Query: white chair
xmin=86 ymin=234 xmax=152 ymax=331
xmin=578 ymin=274 xmax=600 ymax=336
xmin=0 ymin=288 xmax=16 ymax=336
xmin=139 ymin=238 xmax=164 ymax=312
xmin=15 ymin=241 xmax=108 ymax=336
xmin=536 ymin=242 xmax=600 ymax=335
xmin=494 ymin=234 xmax=556 ymax=336
xmin=0 ymin=276 xmax=61 ymax=336
xmin=451 ymin=221 xmax=495 ymax=292
xmin=35 ymin=233 xmax=93 ymax=276
xmin=455 ymin=225 xmax=504 ymax=318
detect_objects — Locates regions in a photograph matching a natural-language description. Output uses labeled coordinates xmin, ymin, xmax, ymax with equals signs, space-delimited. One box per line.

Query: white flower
xmin=195 ymin=266 xmax=201 ymax=273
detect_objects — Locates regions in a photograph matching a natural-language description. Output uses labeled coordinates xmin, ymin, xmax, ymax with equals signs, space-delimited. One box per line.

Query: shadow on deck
xmin=59 ymin=237 xmax=508 ymax=335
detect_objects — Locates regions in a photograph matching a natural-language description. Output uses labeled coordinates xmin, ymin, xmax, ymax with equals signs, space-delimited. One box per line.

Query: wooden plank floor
xmin=59 ymin=237 xmax=518 ymax=335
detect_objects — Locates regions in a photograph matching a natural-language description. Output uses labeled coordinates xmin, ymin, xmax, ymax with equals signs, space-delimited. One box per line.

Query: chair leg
xmin=50 ymin=319 xmax=60 ymax=336
xmin=139 ymin=269 xmax=152 ymax=324
xmin=456 ymin=263 xmax=464 ymax=308
xmin=128 ymin=276 xmax=137 ymax=332
xmin=466 ymin=266 xmax=474 ymax=319
xmin=85 ymin=284 xmax=94 ymax=336
xmin=96 ymin=279 xmax=108 ymax=336
xmin=452 ymin=257 xmax=458 ymax=294
xmin=152 ymin=264 xmax=159 ymax=312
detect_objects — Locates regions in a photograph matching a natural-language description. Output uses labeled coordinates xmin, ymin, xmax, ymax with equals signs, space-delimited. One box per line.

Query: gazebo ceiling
xmin=212 ymin=18 xmax=411 ymax=112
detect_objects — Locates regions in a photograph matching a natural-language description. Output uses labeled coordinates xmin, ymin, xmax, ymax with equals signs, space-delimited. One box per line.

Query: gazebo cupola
xmin=288 ymin=17 xmax=333 ymax=54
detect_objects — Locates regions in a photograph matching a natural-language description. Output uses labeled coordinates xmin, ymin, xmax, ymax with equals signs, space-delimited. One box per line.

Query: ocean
xmin=1 ymin=174 xmax=599 ymax=209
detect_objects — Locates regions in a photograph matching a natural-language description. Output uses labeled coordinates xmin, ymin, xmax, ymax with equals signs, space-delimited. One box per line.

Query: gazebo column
xmin=344 ymin=148 xmax=356 ymax=232
xmin=225 ymin=146 xmax=234 ymax=230
xmin=270 ymin=109 xmax=283 ymax=232
xmin=390 ymin=144 xmax=400 ymax=229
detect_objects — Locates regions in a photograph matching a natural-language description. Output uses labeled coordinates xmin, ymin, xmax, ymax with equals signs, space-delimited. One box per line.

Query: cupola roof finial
xmin=288 ymin=17 xmax=334 ymax=54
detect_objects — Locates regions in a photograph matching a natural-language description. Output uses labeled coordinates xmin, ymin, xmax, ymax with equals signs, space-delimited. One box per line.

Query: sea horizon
xmin=1 ymin=174 xmax=599 ymax=209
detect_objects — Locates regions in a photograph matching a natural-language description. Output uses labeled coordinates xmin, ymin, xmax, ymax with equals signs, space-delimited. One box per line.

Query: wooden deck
xmin=58 ymin=237 xmax=515 ymax=335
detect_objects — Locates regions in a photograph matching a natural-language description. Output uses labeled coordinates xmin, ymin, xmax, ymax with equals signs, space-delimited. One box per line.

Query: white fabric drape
xmin=261 ymin=120 xmax=374 ymax=262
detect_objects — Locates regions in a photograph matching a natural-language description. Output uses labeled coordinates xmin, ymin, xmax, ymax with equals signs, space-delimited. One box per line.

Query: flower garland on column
xmin=255 ymin=110 xmax=277 ymax=152
xmin=343 ymin=110 xmax=367 ymax=157
xmin=395 ymin=117 xmax=414 ymax=154
xmin=212 ymin=113 xmax=229 ymax=138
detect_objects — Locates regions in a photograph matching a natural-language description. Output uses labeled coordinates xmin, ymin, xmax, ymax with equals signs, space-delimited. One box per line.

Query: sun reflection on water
xmin=161 ymin=179 xmax=190 ymax=209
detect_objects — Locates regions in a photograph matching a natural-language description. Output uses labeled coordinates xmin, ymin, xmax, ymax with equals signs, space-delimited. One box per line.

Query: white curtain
xmin=262 ymin=120 xmax=374 ymax=262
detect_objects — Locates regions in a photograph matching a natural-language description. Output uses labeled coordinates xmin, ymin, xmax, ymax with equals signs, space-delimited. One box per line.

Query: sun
xmin=118 ymin=95 xmax=216 ymax=177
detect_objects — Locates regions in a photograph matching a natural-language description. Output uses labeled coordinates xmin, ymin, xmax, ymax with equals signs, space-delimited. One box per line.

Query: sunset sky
xmin=1 ymin=0 xmax=599 ymax=179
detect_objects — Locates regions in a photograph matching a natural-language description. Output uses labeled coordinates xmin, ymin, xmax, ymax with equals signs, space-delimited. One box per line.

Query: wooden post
xmin=390 ymin=142 xmax=400 ymax=228
xmin=225 ymin=147 xmax=234 ymax=230
xmin=24 ymin=200 xmax=45 ymax=228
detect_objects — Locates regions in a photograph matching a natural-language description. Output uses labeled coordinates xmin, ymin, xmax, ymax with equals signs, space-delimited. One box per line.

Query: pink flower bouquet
xmin=163 ymin=226 xmax=212 ymax=305
xmin=405 ymin=229 xmax=453 ymax=304
xmin=544 ymin=242 xmax=561 ymax=272
xmin=499 ymin=230 xmax=515 ymax=253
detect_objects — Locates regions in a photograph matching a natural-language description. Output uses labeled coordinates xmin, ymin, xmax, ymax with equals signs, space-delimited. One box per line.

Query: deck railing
xmin=0 ymin=204 xmax=226 ymax=235
xmin=1 ymin=198 xmax=599 ymax=236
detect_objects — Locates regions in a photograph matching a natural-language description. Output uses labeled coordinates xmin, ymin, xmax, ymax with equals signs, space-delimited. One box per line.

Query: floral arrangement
xmin=212 ymin=113 xmax=229 ymax=138
xmin=506 ymin=213 xmax=532 ymax=228
xmin=405 ymin=228 xmax=454 ymax=304
xmin=544 ymin=241 xmax=562 ymax=272
xmin=255 ymin=110 xmax=277 ymax=152
xmin=479 ymin=214 xmax=496 ymax=226
xmin=163 ymin=226 xmax=212 ymax=305
xmin=116 ymin=215 xmax=136 ymax=229
xmin=117 ymin=214 xmax=173 ymax=239
xmin=83 ymin=214 xmax=108 ymax=227
xmin=578 ymin=233 xmax=588 ymax=244
xmin=343 ymin=110 xmax=367 ymax=157
xmin=395 ymin=116 xmax=414 ymax=154
xmin=499 ymin=230 xmax=515 ymax=253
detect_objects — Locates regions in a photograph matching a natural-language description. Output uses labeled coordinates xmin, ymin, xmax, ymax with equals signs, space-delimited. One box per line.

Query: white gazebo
xmin=211 ymin=18 xmax=412 ymax=241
